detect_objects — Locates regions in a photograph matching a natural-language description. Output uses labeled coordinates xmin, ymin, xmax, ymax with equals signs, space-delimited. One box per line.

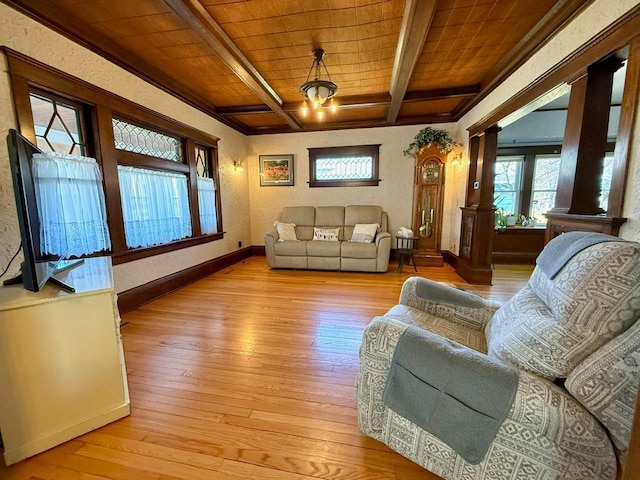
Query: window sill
xmin=111 ymin=232 xmax=224 ymax=265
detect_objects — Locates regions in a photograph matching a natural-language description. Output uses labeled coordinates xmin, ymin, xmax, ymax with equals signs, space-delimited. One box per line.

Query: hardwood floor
xmin=0 ymin=257 xmax=532 ymax=480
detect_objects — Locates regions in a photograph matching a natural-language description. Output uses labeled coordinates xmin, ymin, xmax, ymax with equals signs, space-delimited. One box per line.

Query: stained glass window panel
xmin=112 ymin=118 xmax=182 ymax=162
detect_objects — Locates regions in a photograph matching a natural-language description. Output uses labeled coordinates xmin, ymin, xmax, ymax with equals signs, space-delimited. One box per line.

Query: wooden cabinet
xmin=411 ymin=144 xmax=445 ymax=266
xmin=0 ymin=257 xmax=129 ymax=465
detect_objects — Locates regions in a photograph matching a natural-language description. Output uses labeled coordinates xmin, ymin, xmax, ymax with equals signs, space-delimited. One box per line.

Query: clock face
xmin=422 ymin=161 xmax=439 ymax=183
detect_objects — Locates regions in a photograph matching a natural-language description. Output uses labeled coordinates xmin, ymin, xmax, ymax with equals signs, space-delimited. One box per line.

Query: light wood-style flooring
xmin=1 ymin=257 xmax=532 ymax=480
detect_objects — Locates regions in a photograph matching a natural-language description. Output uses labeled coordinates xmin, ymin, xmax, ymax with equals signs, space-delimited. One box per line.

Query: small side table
xmin=396 ymin=236 xmax=419 ymax=273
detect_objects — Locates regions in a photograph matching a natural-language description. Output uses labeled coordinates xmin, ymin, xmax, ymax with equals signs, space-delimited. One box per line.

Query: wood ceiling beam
xmin=403 ymin=85 xmax=481 ymax=102
xmin=247 ymin=112 xmax=453 ymax=135
xmin=386 ymin=0 xmax=438 ymax=124
xmin=218 ymin=86 xmax=476 ymax=117
xmin=163 ymin=0 xmax=300 ymax=130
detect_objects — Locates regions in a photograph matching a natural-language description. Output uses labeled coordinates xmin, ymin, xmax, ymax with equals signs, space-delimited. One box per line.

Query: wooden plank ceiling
xmin=6 ymin=0 xmax=591 ymax=135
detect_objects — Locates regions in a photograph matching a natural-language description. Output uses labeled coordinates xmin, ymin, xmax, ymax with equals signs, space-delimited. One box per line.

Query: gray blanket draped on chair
xmin=536 ymin=231 xmax=624 ymax=279
xmin=383 ymin=325 xmax=519 ymax=464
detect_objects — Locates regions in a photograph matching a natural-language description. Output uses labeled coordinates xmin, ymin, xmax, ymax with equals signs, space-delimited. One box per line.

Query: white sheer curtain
xmin=117 ymin=166 xmax=192 ymax=248
xmin=197 ymin=176 xmax=218 ymax=234
xmin=32 ymin=152 xmax=111 ymax=257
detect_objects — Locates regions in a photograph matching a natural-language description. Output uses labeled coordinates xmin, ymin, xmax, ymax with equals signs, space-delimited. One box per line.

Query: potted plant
xmin=403 ymin=127 xmax=460 ymax=156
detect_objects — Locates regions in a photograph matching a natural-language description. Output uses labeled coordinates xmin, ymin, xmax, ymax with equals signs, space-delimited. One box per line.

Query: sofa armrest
xmin=375 ymin=232 xmax=391 ymax=272
xmin=375 ymin=231 xmax=390 ymax=246
xmin=264 ymin=230 xmax=278 ymax=267
xmin=399 ymin=276 xmax=499 ymax=329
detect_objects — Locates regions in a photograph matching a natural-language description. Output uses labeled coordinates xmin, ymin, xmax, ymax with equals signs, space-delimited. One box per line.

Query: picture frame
xmin=259 ymin=154 xmax=294 ymax=186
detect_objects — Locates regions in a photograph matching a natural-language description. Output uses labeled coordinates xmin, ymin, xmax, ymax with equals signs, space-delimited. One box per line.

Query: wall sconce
xmin=451 ymin=153 xmax=463 ymax=166
xmin=232 ymin=159 xmax=244 ymax=172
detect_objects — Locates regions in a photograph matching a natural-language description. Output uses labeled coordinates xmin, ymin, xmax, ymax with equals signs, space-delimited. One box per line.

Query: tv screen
xmin=3 ymin=129 xmax=79 ymax=292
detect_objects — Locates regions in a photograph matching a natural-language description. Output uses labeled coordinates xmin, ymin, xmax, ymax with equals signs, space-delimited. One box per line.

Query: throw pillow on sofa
xmin=313 ymin=227 xmax=340 ymax=241
xmin=351 ymin=223 xmax=379 ymax=243
xmin=274 ymin=221 xmax=297 ymax=241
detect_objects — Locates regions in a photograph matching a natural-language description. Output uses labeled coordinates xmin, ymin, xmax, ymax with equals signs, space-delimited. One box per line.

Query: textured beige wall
xmin=247 ymin=124 xmax=462 ymax=248
xmin=0 ymin=4 xmax=251 ymax=293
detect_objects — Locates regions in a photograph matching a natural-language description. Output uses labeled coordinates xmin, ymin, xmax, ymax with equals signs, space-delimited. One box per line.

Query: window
xmin=495 ymin=147 xmax=564 ymax=225
xmin=27 ymin=92 xmax=110 ymax=258
xmin=29 ymin=92 xmax=87 ymax=155
xmin=113 ymin=118 xmax=182 ymax=162
xmin=494 ymin=156 xmax=523 ymax=215
xmin=531 ymin=154 xmax=561 ymax=222
xmin=308 ymin=144 xmax=380 ymax=187
xmin=117 ymin=166 xmax=192 ymax=248
xmin=600 ymin=152 xmax=614 ymax=211
xmin=195 ymin=144 xmax=218 ymax=235
xmin=9 ymin=52 xmax=223 ymax=265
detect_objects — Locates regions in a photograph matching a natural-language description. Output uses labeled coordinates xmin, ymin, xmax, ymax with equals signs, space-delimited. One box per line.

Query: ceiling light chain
xmin=300 ymin=48 xmax=338 ymax=120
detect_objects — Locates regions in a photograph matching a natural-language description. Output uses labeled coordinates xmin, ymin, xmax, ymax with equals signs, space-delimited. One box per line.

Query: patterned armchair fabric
xmin=487 ymin=241 xmax=640 ymax=379
xmin=356 ymin=237 xmax=640 ymax=480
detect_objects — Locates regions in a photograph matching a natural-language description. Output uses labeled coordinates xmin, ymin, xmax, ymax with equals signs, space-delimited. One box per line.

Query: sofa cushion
xmin=487 ymin=241 xmax=640 ymax=379
xmin=313 ymin=227 xmax=340 ymax=241
xmin=351 ymin=223 xmax=379 ymax=243
xmin=274 ymin=221 xmax=297 ymax=241
xmin=274 ymin=240 xmax=307 ymax=256
xmin=315 ymin=206 xmax=345 ymax=225
xmin=280 ymin=206 xmax=315 ymax=241
xmin=565 ymin=318 xmax=640 ymax=453
xmin=307 ymin=239 xmax=341 ymax=257
xmin=341 ymin=240 xmax=377 ymax=259
xmin=345 ymin=205 xmax=382 ymax=225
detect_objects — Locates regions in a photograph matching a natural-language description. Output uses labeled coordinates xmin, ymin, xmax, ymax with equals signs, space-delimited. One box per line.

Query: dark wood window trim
xmin=3 ymin=48 xmax=224 ymax=265
xmin=308 ymin=144 xmax=381 ymax=188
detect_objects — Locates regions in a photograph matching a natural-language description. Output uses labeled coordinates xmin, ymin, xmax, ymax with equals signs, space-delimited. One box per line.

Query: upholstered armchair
xmin=356 ymin=233 xmax=640 ymax=480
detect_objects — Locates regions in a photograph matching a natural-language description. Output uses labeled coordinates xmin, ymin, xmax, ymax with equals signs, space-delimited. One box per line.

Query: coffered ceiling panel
xmin=4 ymin=0 xmax=591 ymax=135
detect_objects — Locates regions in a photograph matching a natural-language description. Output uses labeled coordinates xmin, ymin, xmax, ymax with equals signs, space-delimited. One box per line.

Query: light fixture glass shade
xmin=299 ymin=48 xmax=338 ymax=119
xmin=306 ymin=85 xmax=331 ymax=105
xmin=300 ymin=80 xmax=337 ymax=107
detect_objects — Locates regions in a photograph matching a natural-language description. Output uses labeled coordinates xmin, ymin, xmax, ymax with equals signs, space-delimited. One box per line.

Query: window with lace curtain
xmin=28 ymin=92 xmax=110 ymax=257
xmin=17 ymin=74 xmax=222 ymax=263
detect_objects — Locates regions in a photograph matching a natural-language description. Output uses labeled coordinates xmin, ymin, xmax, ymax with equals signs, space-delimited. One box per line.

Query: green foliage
xmin=403 ymin=127 xmax=460 ymax=156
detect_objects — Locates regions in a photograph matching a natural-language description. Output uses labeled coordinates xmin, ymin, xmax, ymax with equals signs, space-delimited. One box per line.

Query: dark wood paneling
xmin=117 ymin=247 xmax=252 ymax=314
xmin=544 ymin=213 xmax=627 ymax=241
xmin=493 ymin=228 xmax=545 ymax=264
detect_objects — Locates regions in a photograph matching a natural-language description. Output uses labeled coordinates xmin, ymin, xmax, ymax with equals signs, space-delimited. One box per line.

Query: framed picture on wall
xmin=259 ymin=154 xmax=294 ymax=186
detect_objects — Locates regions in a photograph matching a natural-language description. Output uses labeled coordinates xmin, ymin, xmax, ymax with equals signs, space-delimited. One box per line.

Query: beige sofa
xmin=265 ymin=205 xmax=391 ymax=272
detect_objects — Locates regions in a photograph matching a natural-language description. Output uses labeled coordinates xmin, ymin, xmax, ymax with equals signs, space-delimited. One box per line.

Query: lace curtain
xmin=32 ymin=152 xmax=111 ymax=257
xmin=197 ymin=176 xmax=218 ymax=234
xmin=117 ymin=165 xmax=192 ymax=248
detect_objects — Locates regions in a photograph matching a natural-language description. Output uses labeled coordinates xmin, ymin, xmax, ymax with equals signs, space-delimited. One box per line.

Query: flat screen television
xmin=3 ymin=129 xmax=81 ymax=292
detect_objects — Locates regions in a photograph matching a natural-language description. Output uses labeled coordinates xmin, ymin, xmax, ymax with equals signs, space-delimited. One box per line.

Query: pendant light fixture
xmin=299 ymin=48 xmax=338 ymax=120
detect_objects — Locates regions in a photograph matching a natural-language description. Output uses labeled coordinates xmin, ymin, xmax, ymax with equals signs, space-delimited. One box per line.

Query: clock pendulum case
xmin=411 ymin=144 xmax=445 ymax=266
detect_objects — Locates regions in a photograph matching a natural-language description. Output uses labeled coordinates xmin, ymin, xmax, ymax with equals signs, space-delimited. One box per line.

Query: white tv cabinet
xmin=0 ymin=257 xmax=130 ymax=465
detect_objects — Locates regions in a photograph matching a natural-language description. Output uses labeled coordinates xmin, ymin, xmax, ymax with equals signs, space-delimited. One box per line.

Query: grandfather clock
xmin=411 ymin=144 xmax=445 ymax=266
